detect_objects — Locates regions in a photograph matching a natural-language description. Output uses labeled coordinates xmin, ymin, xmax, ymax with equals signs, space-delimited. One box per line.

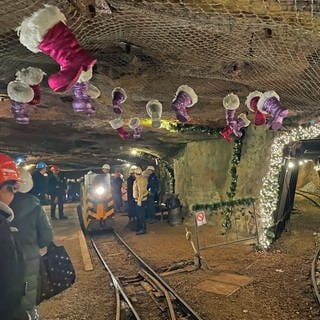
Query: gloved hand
xmin=137 ymin=200 xmax=142 ymax=207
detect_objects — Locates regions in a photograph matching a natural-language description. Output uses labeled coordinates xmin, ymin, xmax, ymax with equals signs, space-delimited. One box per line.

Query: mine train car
xmin=77 ymin=173 xmax=114 ymax=233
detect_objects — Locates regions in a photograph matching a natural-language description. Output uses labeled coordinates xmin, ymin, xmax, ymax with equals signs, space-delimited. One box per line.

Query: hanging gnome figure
xmin=109 ymin=118 xmax=129 ymax=139
xmin=146 ymin=99 xmax=162 ymax=128
xmin=129 ymin=117 xmax=142 ymax=139
xmin=112 ymin=87 xmax=127 ymax=114
xmin=16 ymin=5 xmax=96 ymax=93
xmin=15 ymin=67 xmax=46 ymax=105
xmin=7 ymin=80 xmax=34 ymax=124
xmin=172 ymin=85 xmax=198 ymax=122
xmin=71 ymin=69 xmax=99 ymax=115
xmin=257 ymin=91 xmax=288 ymax=130
xmin=245 ymin=91 xmax=267 ymax=126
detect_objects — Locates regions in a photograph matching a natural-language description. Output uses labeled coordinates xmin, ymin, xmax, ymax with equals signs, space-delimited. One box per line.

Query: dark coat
xmin=147 ymin=173 xmax=160 ymax=195
xmin=48 ymin=172 xmax=67 ymax=196
xmin=30 ymin=171 xmax=48 ymax=196
xmin=127 ymin=175 xmax=135 ymax=200
xmin=10 ymin=193 xmax=53 ymax=315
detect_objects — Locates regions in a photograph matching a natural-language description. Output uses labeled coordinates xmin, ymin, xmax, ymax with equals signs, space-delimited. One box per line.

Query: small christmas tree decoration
xmin=7 ymin=80 xmax=34 ymax=124
xmin=257 ymin=91 xmax=288 ymax=130
xmin=172 ymin=85 xmax=198 ymax=122
xmin=15 ymin=67 xmax=46 ymax=105
xmin=146 ymin=99 xmax=162 ymax=128
xmin=129 ymin=117 xmax=142 ymax=139
xmin=245 ymin=91 xmax=266 ymax=126
xmin=112 ymin=87 xmax=127 ymax=114
xmin=17 ymin=5 xmax=96 ymax=92
xmin=109 ymin=118 xmax=129 ymax=139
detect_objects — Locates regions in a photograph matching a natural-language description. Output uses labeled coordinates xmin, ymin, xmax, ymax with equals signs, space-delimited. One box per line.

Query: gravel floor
xmin=39 ymin=198 xmax=320 ymax=319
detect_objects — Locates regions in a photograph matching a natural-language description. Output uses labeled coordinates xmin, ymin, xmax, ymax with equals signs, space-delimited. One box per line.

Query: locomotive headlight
xmin=95 ymin=186 xmax=105 ymax=195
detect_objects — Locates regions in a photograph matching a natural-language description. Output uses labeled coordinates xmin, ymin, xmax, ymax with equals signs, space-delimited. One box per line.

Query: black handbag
xmin=37 ymin=242 xmax=76 ymax=305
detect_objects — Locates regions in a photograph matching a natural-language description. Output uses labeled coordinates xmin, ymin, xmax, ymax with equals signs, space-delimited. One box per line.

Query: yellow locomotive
xmin=77 ymin=172 xmax=114 ymax=233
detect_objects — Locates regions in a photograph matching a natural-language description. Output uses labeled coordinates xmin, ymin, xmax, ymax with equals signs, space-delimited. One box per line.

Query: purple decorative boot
xmin=129 ymin=117 xmax=142 ymax=139
xmin=257 ymin=91 xmax=288 ymax=130
xmin=172 ymin=85 xmax=198 ymax=122
xmin=11 ymin=101 xmax=30 ymax=124
xmin=7 ymin=80 xmax=34 ymax=125
xmin=72 ymin=81 xmax=96 ymax=115
xmin=222 ymin=93 xmax=240 ymax=133
xmin=109 ymin=118 xmax=129 ymax=139
xmin=233 ymin=113 xmax=251 ymax=137
xmin=112 ymin=87 xmax=127 ymax=114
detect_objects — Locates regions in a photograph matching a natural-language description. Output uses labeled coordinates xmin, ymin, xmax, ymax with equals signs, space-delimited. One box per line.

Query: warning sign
xmin=195 ymin=211 xmax=207 ymax=226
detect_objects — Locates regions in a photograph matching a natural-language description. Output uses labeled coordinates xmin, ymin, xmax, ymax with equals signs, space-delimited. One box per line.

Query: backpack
xmin=0 ymin=212 xmax=26 ymax=319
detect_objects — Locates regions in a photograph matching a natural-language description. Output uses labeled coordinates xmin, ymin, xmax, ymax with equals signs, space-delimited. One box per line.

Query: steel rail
xmin=311 ymin=245 xmax=320 ymax=306
xmin=90 ymin=237 xmax=142 ymax=320
xmin=113 ymin=231 xmax=205 ymax=320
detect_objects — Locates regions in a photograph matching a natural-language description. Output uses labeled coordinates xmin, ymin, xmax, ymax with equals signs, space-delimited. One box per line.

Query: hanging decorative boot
xmin=257 ymin=91 xmax=288 ymax=130
xmin=172 ymin=85 xmax=198 ymax=122
xmin=17 ymin=5 xmax=96 ymax=92
xmin=129 ymin=117 xmax=142 ymax=139
xmin=71 ymin=81 xmax=95 ymax=115
xmin=7 ymin=80 xmax=34 ymax=124
xmin=109 ymin=118 xmax=129 ymax=139
xmin=15 ymin=67 xmax=46 ymax=105
xmin=112 ymin=87 xmax=126 ymax=114
xmin=146 ymin=99 xmax=162 ymax=128
xmin=245 ymin=91 xmax=266 ymax=126
xmin=223 ymin=93 xmax=240 ymax=132
xmin=219 ymin=126 xmax=233 ymax=142
xmin=88 ymin=83 xmax=101 ymax=100
xmin=233 ymin=113 xmax=251 ymax=137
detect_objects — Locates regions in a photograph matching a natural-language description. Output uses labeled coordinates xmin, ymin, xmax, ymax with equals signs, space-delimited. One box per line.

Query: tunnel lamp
xmin=125 ymin=163 xmax=131 ymax=167
xmin=298 ymin=160 xmax=304 ymax=166
xmin=288 ymin=161 xmax=295 ymax=168
xmin=23 ymin=164 xmax=35 ymax=171
xmin=131 ymin=149 xmax=137 ymax=155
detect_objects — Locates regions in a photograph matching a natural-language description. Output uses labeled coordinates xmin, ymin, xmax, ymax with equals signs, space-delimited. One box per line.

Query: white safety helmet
xmin=102 ymin=163 xmax=110 ymax=170
xmin=135 ymin=167 xmax=142 ymax=175
xmin=129 ymin=165 xmax=137 ymax=174
xmin=146 ymin=166 xmax=155 ymax=171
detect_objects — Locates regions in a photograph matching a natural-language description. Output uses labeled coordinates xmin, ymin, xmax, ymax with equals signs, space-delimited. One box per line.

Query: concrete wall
xmin=174 ymin=126 xmax=274 ymax=210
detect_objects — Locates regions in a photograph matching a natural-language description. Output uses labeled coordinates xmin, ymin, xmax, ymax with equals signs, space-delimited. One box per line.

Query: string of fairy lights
xmin=259 ymin=122 xmax=320 ymax=249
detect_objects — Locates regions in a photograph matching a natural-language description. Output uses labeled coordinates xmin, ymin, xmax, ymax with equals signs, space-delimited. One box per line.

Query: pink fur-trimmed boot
xmin=172 ymin=85 xmax=198 ymax=122
xmin=245 ymin=91 xmax=266 ymax=126
xmin=15 ymin=67 xmax=46 ymax=105
xmin=17 ymin=5 xmax=96 ymax=92
xmin=109 ymin=118 xmax=129 ymax=139
xmin=7 ymin=80 xmax=34 ymax=124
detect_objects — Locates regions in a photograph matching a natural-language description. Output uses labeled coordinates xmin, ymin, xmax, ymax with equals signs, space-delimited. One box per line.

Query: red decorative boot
xmin=109 ymin=118 xmax=130 ymax=139
xmin=17 ymin=5 xmax=96 ymax=92
xmin=245 ymin=91 xmax=266 ymax=126
xmin=219 ymin=126 xmax=233 ymax=142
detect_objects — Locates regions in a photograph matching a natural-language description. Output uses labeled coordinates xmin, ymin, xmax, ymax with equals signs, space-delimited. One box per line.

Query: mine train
xmin=77 ymin=173 xmax=114 ymax=233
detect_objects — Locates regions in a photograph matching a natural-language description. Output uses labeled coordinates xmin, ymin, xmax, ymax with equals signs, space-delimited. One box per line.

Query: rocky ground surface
xmin=39 ymin=197 xmax=320 ymax=320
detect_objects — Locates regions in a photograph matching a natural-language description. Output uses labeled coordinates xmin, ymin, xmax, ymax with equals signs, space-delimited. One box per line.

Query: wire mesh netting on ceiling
xmin=1 ymin=0 xmax=320 ymax=115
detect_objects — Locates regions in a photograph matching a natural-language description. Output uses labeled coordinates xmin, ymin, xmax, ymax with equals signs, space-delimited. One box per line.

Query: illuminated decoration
xmin=259 ymin=123 xmax=320 ymax=248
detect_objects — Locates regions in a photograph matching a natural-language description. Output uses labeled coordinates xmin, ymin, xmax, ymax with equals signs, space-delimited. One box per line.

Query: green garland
xmin=192 ymin=197 xmax=255 ymax=211
xmin=167 ymin=123 xmax=221 ymax=136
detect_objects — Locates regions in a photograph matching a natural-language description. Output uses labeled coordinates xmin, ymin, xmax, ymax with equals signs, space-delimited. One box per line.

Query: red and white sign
xmin=195 ymin=211 xmax=207 ymax=226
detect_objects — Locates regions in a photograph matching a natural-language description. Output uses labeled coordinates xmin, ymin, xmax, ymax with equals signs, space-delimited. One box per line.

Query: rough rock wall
xmin=296 ymin=161 xmax=320 ymax=190
xmin=174 ymin=126 xmax=274 ymax=210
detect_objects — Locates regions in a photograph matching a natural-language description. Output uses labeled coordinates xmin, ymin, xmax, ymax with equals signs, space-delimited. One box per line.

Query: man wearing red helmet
xmin=48 ymin=165 xmax=67 ymax=220
xmin=0 ymin=153 xmax=28 ymax=320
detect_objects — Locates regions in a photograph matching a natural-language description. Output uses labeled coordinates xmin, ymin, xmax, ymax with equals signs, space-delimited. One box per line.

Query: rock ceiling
xmin=0 ymin=0 xmax=320 ymax=169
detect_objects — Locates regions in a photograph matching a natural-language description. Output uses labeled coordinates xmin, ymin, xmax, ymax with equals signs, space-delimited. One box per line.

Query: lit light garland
xmin=259 ymin=122 xmax=320 ymax=249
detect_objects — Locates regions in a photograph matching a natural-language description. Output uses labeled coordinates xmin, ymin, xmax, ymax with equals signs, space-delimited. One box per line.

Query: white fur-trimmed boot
xmin=17 ymin=5 xmax=96 ymax=92
xmin=7 ymin=80 xmax=34 ymax=124
xmin=15 ymin=67 xmax=46 ymax=105
xmin=234 ymin=113 xmax=251 ymax=137
xmin=146 ymin=99 xmax=162 ymax=128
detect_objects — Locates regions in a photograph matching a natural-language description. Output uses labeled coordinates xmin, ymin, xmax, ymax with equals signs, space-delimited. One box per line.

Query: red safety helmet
xmin=0 ymin=153 xmax=20 ymax=185
xmin=50 ymin=165 xmax=60 ymax=172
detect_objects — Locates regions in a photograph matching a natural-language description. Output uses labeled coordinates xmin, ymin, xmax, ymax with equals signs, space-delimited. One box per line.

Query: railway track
xmin=311 ymin=245 xmax=320 ymax=306
xmin=91 ymin=231 xmax=205 ymax=320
